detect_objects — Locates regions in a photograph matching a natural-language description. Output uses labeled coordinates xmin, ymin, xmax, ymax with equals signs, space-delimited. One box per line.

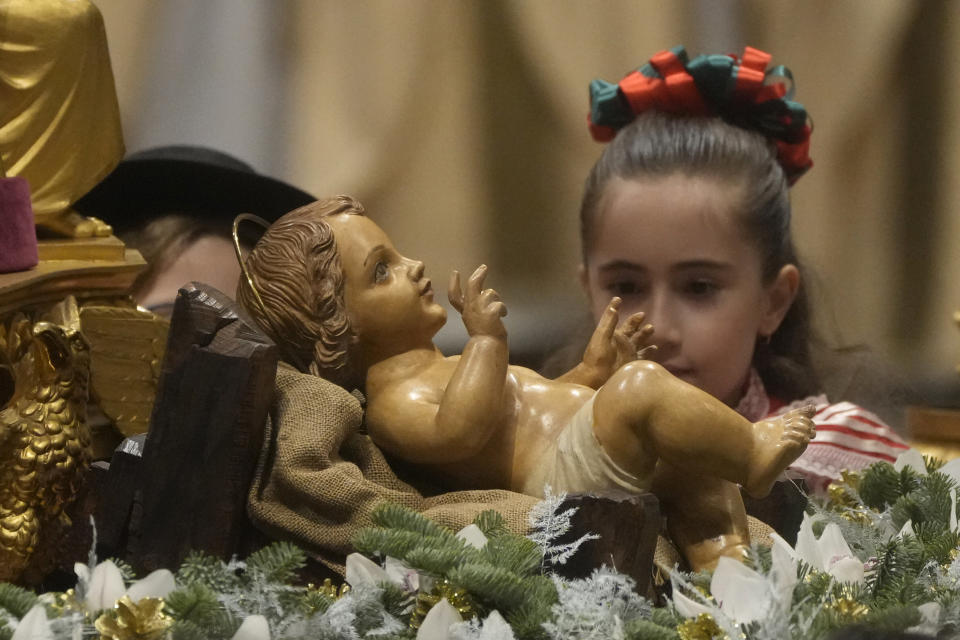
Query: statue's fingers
xmin=598 ymin=297 xmax=620 ymax=338
xmin=448 ymin=271 xmax=464 ymax=311
xmin=480 ymin=288 xmax=501 ymax=306
xmin=466 ymin=264 xmax=488 ymax=299
xmin=629 ymin=324 xmax=655 ymax=347
xmin=623 ymin=311 xmax=647 ymax=334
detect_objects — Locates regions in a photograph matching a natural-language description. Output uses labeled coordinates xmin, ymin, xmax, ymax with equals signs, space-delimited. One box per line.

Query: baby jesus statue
xmin=238 ymin=196 xmax=814 ymax=571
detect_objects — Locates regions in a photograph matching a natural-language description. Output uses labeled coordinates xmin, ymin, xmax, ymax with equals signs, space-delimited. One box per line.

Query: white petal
xmin=897 ymin=519 xmax=915 ymax=540
xmin=817 ymin=524 xmax=855 ymax=572
xmin=86 ymin=560 xmax=126 ymax=611
xmin=231 ymin=614 xmax=271 ymax=640
xmin=937 ymin=458 xmax=960 ymax=485
xmin=894 ymin=450 xmax=928 ymax=475
xmin=794 ymin=513 xmax=823 ymax=570
xmin=478 ymin=610 xmax=516 ymax=640
xmin=384 ymin=556 xmax=419 ymax=591
xmin=456 ymin=524 xmax=488 ymax=550
xmin=907 ymin=602 xmax=942 ymax=635
xmin=768 ymin=532 xmax=798 ymax=598
xmin=827 ymin=556 xmax=865 ymax=585
xmin=952 ymin=489 xmax=958 ymax=534
xmin=345 ymin=553 xmax=389 ymax=587
xmin=126 ymin=569 xmax=176 ymax=602
xmin=11 ymin=605 xmax=53 ymax=640
xmin=73 ymin=563 xmax=90 ymax=585
xmin=710 ymin=556 xmax=771 ymax=624
xmin=671 ymin=587 xmax=714 ymax=619
xmin=417 ymin=598 xmax=463 ymax=640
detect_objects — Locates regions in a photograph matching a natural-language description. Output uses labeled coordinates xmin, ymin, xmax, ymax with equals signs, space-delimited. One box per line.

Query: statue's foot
xmin=744 ymin=405 xmax=815 ymax=499
xmin=38 ymin=211 xmax=113 ymax=238
xmin=683 ymin=533 xmax=749 ymax=572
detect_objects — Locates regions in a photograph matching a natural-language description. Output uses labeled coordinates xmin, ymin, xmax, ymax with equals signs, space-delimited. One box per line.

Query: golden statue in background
xmin=0 ymin=297 xmax=92 ymax=583
xmin=0 ymin=0 xmax=123 ymax=237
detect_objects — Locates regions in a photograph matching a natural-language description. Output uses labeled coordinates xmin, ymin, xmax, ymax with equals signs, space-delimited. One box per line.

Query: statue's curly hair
xmin=237 ymin=195 xmax=363 ymax=387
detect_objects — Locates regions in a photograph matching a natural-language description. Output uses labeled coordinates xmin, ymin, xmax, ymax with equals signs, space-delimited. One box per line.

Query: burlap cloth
xmin=247 ymin=364 xmax=538 ymax=574
xmin=248 ymin=364 xmax=776 ymax=576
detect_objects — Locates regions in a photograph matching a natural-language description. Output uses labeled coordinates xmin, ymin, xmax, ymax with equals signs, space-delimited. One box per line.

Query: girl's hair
xmin=580 ymin=111 xmax=819 ymax=400
xmin=237 ymin=195 xmax=363 ymax=388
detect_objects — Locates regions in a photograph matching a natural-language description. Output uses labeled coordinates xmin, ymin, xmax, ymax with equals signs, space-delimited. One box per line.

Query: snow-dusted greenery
xmin=3 ymin=454 xmax=960 ymax=639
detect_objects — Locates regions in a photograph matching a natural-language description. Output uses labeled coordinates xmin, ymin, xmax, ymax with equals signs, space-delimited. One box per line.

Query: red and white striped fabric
xmin=735 ymin=369 xmax=910 ymax=494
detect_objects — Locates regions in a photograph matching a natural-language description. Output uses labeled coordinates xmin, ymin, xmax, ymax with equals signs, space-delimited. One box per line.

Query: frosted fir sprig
xmin=526 ymin=485 xmax=599 ymax=569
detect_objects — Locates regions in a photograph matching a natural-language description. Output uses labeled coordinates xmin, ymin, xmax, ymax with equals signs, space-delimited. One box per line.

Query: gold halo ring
xmin=232 ymin=213 xmax=271 ymax=314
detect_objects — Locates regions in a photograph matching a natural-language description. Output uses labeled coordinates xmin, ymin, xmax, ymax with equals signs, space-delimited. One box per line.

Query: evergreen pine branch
xmin=925 ymin=456 xmax=947 ymax=473
xmin=473 ymin=510 xmax=509 ymax=538
xmin=447 ymin=563 xmax=528 ymax=612
xmin=859 ymin=462 xmax=901 ymax=509
xmin=177 ymin=550 xmax=238 ymax=591
xmin=480 ymin=535 xmax=543 ymax=577
xmin=0 ymin=622 xmax=10 ymax=640
xmin=245 ymin=541 xmax=307 ymax=584
xmin=379 ymin=581 xmax=415 ymax=619
xmin=168 ymin=619 xmax=210 ymax=640
xmin=165 ymin=582 xmax=230 ymax=629
xmin=299 ymin=589 xmax=335 ymax=616
xmin=505 ymin=602 xmax=552 ymax=640
xmin=353 ymin=528 xmax=434 ymax=560
xmin=898 ymin=467 xmax=923 ymax=498
xmin=650 ymin=606 xmax=681 ymax=628
xmin=625 ymin=618 xmax=681 ymax=640
xmin=857 ymin=603 xmax=922 ymax=632
xmin=403 ymin=544 xmax=475 ymax=576
xmin=371 ymin=504 xmax=457 ymax=543
xmin=0 ymin=583 xmax=37 ymax=618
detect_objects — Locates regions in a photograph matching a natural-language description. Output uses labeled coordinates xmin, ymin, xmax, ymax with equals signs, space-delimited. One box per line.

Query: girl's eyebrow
xmin=672 ymin=260 xmax=732 ymax=272
xmin=362 ymin=244 xmax=387 ymax=267
xmin=597 ymin=259 xmax=645 ymax=273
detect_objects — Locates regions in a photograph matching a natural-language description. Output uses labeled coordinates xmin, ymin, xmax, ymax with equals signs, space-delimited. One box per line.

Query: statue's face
xmin=326 ymin=214 xmax=447 ymax=355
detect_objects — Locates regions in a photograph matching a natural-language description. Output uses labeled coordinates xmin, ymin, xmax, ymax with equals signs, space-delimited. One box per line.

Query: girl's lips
xmin=419 ymin=279 xmax=433 ymax=296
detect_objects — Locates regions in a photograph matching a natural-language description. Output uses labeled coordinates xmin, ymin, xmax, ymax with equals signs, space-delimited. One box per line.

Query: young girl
xmin=574 ymin=46 xmax=908 ymax=493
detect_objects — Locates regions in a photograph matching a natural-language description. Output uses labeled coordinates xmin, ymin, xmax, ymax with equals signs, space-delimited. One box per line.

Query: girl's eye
xmin=374 ymin=261 xmax=389 ymax=283
xmin=683 ymin=280 xmax=718 ymax=297
xmin=606 ymin=280 xmax=644 ymax=297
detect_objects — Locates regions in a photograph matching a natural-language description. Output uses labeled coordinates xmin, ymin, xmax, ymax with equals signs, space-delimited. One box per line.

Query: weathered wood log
xmin=551 ymin=493 xmax=660 ymax=595
xmin=129 ymin=283 xmax=277 ymax=573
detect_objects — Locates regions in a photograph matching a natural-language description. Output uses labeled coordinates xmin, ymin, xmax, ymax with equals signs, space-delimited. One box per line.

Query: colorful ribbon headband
xmin=588 ymin=46 xmax=813 ymax=184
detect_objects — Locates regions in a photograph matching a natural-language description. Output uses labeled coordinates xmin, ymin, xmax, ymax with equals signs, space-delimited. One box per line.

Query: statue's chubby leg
xmin=652 ymin=460 xmax=749 ymax=572
xmin=590 ymin=361 xmax=815 ymax=499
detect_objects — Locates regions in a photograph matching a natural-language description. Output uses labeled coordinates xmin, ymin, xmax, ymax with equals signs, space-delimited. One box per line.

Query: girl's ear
xmin=760 ymin=264 xmax=800 ymax=337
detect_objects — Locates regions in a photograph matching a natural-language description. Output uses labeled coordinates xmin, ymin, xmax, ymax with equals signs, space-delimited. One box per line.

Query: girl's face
xmin=581 ymin=174 xmax=798 ymax=406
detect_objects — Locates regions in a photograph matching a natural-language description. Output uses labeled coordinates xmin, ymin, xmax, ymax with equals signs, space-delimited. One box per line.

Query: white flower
xmin=126 ymin=569 xmax=176 ymax=602
xmin=231 ymin=614 xmax=271 ymax=640
xmin=11 ymin=605 xmax=53 ymax=640
xmin=906 ymin=602 xmax=941 ymax=636
xmin=794 ymin=514 xmax=864 ymax=584
xmin=709 ymin=554 xmax=797 ymax=624
xmin=345 ymin=552 xmax=391 ymax=587
xmin=456 ymin=524 xmax=488 ymax=550
xmin=76 ymin=560 xmax=125 ymax=612
xmin=74 ymin=561 xmax=176 ymax=612
xmin=894 ymin=449 xmax=928 ymax=475
xmin=385 ymin=555 xmax=420 ymax=591
xmin=417 ymin=598 xmax=463 ymax=640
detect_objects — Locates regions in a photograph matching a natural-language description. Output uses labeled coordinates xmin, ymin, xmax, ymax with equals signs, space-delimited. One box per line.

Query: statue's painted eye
xmin=374 ymin=261 xmax=389 ymax=283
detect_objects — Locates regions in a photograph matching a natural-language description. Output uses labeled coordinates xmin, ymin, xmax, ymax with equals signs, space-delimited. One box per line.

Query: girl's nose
xmin=644 ymin=294 xmax=681 ymax=353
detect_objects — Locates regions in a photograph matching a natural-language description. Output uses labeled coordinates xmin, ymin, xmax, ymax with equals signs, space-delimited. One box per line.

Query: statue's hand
xmin=448 ymin=265 xmax=507 ymax=339
xmin=582 ymin=298 xmax=655 ymax=380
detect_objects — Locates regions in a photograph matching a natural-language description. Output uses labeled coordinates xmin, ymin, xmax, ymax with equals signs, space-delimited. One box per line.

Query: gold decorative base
xmin=0 ymin=236 xmax=144 ymax=317
xmin=907 ymin=406 xmax=960 ymax=461
xmin=36 ymin=235 xmax=126 ymax=261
